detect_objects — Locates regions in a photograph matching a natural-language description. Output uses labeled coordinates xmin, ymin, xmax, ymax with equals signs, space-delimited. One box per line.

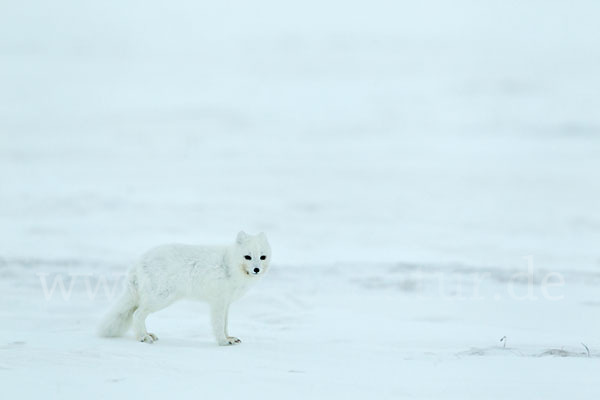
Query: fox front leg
xmin=210 ymin=302 xmax=241 ymax=346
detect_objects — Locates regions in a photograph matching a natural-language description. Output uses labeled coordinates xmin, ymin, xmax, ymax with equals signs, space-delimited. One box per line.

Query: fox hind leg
xmin=133 ymin=307 xmax=158 ymax=343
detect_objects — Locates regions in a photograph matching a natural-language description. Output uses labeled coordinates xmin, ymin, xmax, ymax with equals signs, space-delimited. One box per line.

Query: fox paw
xmin=219 ymin=337 xmax=242 ymax=346
xmin=138 ymin=333 xmax=158 ymax=343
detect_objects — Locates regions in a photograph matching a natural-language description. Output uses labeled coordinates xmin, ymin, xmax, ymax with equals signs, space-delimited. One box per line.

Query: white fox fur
xmin=98 ymin=231 xmax=271 ymax=345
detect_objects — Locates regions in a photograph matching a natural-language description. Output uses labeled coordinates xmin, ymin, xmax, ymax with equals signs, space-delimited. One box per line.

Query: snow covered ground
xmin=1 ymin=0 xmax=600 ymax=398
xmin=2 ymin=260 xmax=600 ymax=398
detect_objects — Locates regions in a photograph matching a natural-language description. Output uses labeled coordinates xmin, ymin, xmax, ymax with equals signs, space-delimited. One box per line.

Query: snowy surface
xmin=1 ymin=0 xmax=600 ymax=398
xmin=2 ymin=261 xmax=600 ymax=399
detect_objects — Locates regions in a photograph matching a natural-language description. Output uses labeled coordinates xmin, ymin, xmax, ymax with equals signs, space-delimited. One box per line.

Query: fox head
xmin=233 ymin=231 xmax=272 ymax=277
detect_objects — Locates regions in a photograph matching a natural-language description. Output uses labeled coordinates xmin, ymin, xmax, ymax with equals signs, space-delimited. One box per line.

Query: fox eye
xmin=260 ymin=255 xmax=266 ymax=260
xmin=244 ymin=255 xmax=252 ymax=260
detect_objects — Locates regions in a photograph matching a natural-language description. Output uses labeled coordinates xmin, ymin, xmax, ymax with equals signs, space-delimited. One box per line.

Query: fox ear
xmin=236 ymin=231 xmax=248 ymax=244
xmin=257 ymin=232 xmax=267 ymax=240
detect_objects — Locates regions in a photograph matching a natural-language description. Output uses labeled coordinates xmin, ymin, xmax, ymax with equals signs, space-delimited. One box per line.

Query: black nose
xmin=253 ymin=267 xmax=260 ymax=274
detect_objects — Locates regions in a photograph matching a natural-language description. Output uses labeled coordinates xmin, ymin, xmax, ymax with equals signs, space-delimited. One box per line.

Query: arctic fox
xmin=98 ymin=231 xmax=271 ymax=345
